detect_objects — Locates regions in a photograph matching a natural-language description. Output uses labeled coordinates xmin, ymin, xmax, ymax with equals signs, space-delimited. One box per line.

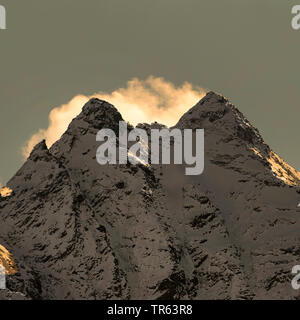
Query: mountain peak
xmin=33 ymin=139 xmax=47 ymax=150
xmin=200 ymin=91 xmax=228 ymax=104
xmin=82 ymin=98 xmax=121 ymax=118
xmin=177 ymin=90 xmax=231 ymax=124
xmin=77 ymin=98 xmax=123 ymax=131
xmin=49 ymin=98 xmax=125 ymax=159
xmin=28 ymin=140 xmax=50 ymax=162
xmin=82 ymin=97 xmax=107 ymax=112
xmin=176 ymin=90 xmax=270 ymax=153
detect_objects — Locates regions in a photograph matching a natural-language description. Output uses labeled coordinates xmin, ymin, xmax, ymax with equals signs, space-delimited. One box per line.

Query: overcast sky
xmin=0 ymin=0 xmax=299 ymax=184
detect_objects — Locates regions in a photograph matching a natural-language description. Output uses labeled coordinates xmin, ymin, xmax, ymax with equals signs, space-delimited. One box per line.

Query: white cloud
xmin=23 ymin=76 xmax=206 ymax=158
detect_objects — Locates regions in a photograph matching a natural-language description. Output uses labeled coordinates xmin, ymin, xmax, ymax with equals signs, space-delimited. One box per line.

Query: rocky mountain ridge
xmin=0 ymin=91 xmax=300 ymax=300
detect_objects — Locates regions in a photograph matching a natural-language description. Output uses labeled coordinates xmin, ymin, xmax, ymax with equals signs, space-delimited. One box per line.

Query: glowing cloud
xmin=23 ymin=77 xmax=206 ymax=158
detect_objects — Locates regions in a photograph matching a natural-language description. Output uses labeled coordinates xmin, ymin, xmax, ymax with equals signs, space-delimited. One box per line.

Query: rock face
xmin=0 ymin=93 xmax=300 ymax=300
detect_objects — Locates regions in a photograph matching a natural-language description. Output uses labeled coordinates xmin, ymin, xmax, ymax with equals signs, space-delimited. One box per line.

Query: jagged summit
xmin=177 ymin=91 xmax=270 ymax=154
xmin=40 ymin=91 xmax=300 ymax=187
xmin=49 ymin=98 xmax=124 ymax=159
xmin=28 ymin=139 xmax=53 ymax=163
xmin=82 ymin=97 xmax=118 ymax=115
xmin=29 ymin=139 xmax=48 ymax=154
xmin=200 ymin=90 xmax=228 ymax=104
xmin=30 ymin=139 xmax=48 ymax=153
xmin=175 ymin=91 xmax=300 ymax=186
xmin=79 ymin=98 xmax=123 ymax=130
xmin=179 ymin=91 xmax=256 ymax=129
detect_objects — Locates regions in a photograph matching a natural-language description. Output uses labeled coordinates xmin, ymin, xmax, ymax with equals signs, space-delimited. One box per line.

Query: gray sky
xmin=0 ymin=0 xmax=299 ymax=184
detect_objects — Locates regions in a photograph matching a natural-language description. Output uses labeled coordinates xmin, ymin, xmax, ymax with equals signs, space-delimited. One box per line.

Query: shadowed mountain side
xmin=0 ymin=140 xmax=128 ymax=299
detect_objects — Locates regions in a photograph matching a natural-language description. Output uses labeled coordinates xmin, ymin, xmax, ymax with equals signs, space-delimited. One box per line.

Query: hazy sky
xmin=0 ymin=0 xmax=299 ymax=184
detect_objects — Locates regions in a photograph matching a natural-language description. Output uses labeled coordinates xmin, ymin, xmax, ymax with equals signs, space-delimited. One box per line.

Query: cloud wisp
xmin=22 ymin=76 xmax=206 ymax=158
